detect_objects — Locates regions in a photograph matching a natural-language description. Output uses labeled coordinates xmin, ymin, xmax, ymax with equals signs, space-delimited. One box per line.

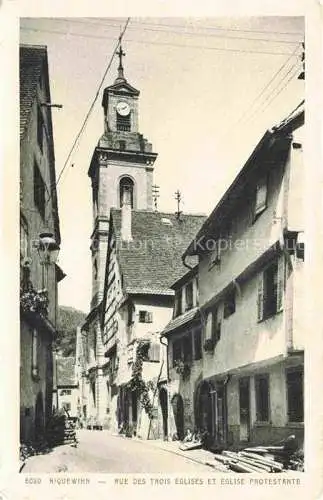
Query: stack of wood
xmin=46 ymin=413 xmax=77 ymax=447
xmin=213 ymin=435 xmax=303 ymax=473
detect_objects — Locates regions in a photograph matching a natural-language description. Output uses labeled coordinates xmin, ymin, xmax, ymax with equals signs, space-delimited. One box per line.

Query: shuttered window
xmin=185 ymin=282 xmax=193 ymax=311
xmin=172 ymin=339 xmax=182 ymax=366
xmin=254 ymin=176 xmax=268 ymax=219
xmin=147 ymin=342 xmax=161 ymax=362
xmin=174 ymin=289 xmax=182 ymax=317
xmin=193 ymin=326 xmax=202 ymax=360
xmin=139 ymin=311 xmax=153 ymax=323
xmin=224 ymin=290 xmax=236 ymax=318
xmin=257 ymin=256 xmax=285 ymax=321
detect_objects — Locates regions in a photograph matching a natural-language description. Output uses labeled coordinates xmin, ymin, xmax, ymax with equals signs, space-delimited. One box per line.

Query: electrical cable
xmin=48 ymin=18 xmax=302 ymax=44
xmin=43 ymin=17 xmax=130 ymax=220
xmin=21 ymin=26 xmax=297 ymax=57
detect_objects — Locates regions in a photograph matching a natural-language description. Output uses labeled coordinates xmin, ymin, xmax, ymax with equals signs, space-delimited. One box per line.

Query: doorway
xmin=239 ymin=377 xmax=250 ymax=442
xmin=34 ymin=391 xmax=44 ymax=443
xmin=171 ymin=394 xmax=184 ymax=440
xmin=159 ymin=387 xmax=168 ymax=439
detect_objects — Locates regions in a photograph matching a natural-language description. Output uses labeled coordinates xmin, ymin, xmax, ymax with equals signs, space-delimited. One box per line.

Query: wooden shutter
xmin=276 ymin=255 xmax=285 ymax=312
xmin=147 ymin=312 xmax=153 ymax=323
xmin=257 ymin=273 xmax=264 ymax=321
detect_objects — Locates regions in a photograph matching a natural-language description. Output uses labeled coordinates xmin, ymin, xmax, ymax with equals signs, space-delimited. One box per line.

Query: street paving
xmin=22 ymin=430 xmax=219 ymax=473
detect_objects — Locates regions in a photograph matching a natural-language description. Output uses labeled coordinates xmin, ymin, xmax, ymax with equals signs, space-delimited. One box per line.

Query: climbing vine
xmin=126 ymin=340 xmax=155 ymax=419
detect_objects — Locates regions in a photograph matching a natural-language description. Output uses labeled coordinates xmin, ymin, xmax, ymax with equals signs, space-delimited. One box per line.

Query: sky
xmin=19 ymin=17 xmax=305 ymax=313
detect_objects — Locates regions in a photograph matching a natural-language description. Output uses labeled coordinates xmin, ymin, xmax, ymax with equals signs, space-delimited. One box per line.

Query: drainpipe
xmin=160 ymin=335 xmax=169 ymax=383
xmin=223 ymin=374 xmax=231 ymax=446
xmin=160 ymin=335 xmax=170 ymax=440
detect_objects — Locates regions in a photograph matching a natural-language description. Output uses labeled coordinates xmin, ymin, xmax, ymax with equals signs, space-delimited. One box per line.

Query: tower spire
xmin=115 ymin=44 xmax=126 ymax=82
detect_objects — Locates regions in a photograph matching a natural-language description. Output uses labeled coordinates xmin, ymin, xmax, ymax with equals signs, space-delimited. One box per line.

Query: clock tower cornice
xmin=88 ymin=146 xmax=157 ymax=177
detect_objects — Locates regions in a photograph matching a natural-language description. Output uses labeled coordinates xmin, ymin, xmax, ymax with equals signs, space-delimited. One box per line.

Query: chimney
xmin=121 ymin=187 xmax=133 ymax=242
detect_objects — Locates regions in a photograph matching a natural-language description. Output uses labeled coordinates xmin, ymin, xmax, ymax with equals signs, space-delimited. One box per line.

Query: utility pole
xmin=152 ymin=185 xmax=160 ymax=211
xmin=175 ymin=190 xmax=182 ymax=220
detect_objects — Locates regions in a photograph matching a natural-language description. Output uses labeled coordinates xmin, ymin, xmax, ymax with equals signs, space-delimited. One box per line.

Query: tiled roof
xmin=111 ymin=210 xmax=206 ymax=294
xmin=20 ymin=45 xmax=47 ymax=139
xmin=56 ymin=356 xmax=77 ymax=387
xmin=162 ymin=307 xmax=200 ymax=336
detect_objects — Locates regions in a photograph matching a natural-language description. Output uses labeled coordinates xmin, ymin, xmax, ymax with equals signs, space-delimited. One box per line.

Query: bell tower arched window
xmin=119 ymin=177 xmax=134 ymax=208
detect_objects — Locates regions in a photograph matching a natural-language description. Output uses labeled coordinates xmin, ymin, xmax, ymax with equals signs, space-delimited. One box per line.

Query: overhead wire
xmin=76 ymin=17 xmax=304 ymax=36
xmin=248 ymin=64 xmax=303 ymax=122
xmin=220 ymin=43 xmax=302 ymax=138
xmin=21 ymin=26 xmax=297 ymax=56
xmin=49 ymin=17 xmax=302 ymax=44
xmin=44 ymin=17 xmax=131 ymax=220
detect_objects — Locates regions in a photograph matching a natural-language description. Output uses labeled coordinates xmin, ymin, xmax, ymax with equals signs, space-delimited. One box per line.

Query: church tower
xmin=88 ymin=46 xmax=158 ymax=309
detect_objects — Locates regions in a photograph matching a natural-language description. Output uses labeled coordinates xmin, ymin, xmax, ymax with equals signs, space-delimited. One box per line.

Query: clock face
xmin=116 ymin=101 xmax=130 ymax=116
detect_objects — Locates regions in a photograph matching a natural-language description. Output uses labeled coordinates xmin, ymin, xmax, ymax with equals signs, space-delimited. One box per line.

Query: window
xmin=210 ymin=240 xmax=221 ymax=268
xmin=258 ymin=257 xmax=284 ymax=321
xmin=185 ymin=282 xmax=193 ymax=311
xmin=223 ymin=290 xmax=236 ymax=318
xmin=127 ymin=301 xmax=134 ymax=326
xmin=139 ymin=310 xmax=153 ymax=323
xmin=20 ymin=218 xmax=28 ymax=261
xmin=119 ymin=140 xmax=126 ymax=151
xmin=254 ymin=176 xmax=268 ymax=220
xmin=34 ymin=161 xmax=46 ymax=219
xmin=119 ymin=177 xmax=134 ymax=208
xmin=211 ymin=309 xmax=221 ymax=344
xmin=62 ymin=402 xmax=71 ymax=412
xmin=147 ymin=342 xmax=161 ymax=362
xmin=93 ymin=259 xmax=98 ymax=280
xmin=117 ymin=112 xmax=131 ymax=132
xmin=193 ymin=326 xmax=202 ymax=360
xmin=286 ymin=368 xmax=303 ymax=423
xmin=172 ymin=339 xmax=182 ymax=366
xmin=31 ymin=328 xmax=39 ymax=379
xmin=60 ymin=389 xmax=72 ymax=396
xmin=174 ymin=289 xmax=182 ymax=317
xmin=37 ymin=106 xmax=44 ymax=153
xmin=182 ymin=335 xmax=192 ymax=363
xmin=255 ymin=374 xmax=270 ymax=422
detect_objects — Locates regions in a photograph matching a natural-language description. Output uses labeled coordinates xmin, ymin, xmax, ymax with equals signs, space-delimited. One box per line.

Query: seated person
xmin=183 ymin=428 xmax=193 ymax=443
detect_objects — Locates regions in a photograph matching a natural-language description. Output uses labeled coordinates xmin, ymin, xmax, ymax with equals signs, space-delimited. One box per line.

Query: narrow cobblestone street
xmin=22 ymin=430 xmax=225 ymax=473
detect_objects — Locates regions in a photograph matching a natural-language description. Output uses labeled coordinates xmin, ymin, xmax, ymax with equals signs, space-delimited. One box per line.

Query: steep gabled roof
xmin=110 ymin=209 xmax=206 ymax=295
xmin=56 ymin=356 xmax=77 ymax=387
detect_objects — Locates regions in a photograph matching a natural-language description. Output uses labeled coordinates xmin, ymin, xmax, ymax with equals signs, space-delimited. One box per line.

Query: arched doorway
xmin=159 ymin=388 xmax=168 ymax=439
xmin=171 ymin=394 xmax=184 ymax=440
xmin=34 ymin=391 xmax=44 ymax=443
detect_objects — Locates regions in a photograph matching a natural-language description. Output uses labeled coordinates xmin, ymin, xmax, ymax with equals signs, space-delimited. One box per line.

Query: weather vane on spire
xmin=116 ymin=44 xmax=126 ymax=81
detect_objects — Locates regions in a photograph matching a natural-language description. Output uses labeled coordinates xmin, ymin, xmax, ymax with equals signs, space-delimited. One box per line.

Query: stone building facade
xmin=20 ymin=45 xmax=64 ymax=444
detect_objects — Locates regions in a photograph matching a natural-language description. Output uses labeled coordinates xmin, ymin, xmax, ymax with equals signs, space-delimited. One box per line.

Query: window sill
xmin=252 ymin=207 xmax=267 ymax=224
xmin=258 ymin=309 xmax=283 ymax=323
xmin=254 ymin=420 xmax=271 ymax=426
xmin=287 ymin=422 xmax=304 ymax=428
